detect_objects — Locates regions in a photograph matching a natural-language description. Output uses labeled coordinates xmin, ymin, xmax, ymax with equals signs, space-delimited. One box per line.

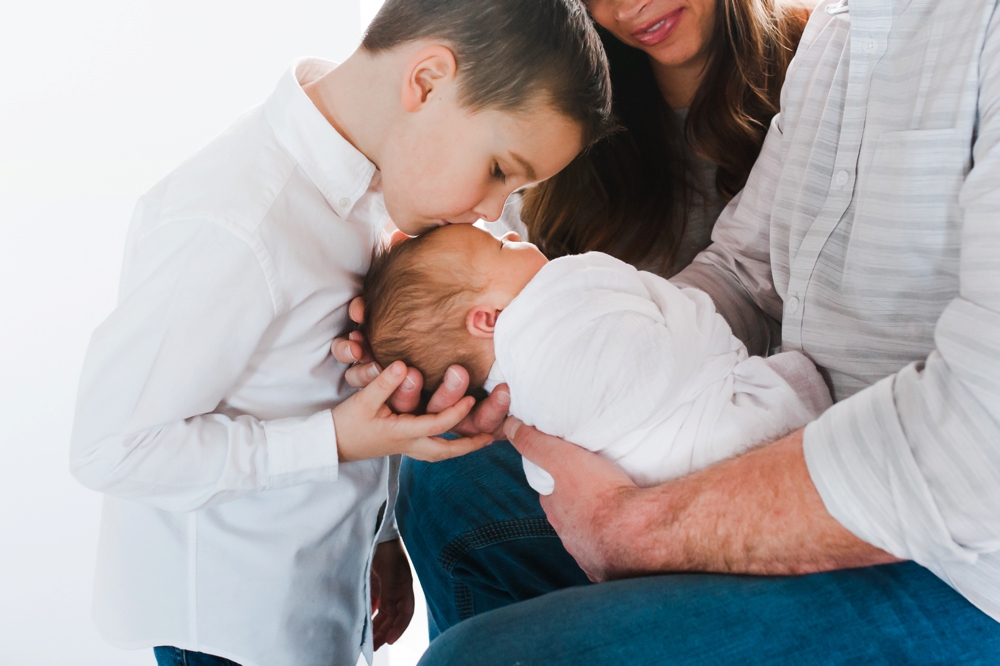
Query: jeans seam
xmin=453 ymin=581 xmax=475 ymax=620
xmin=437 ymin=517 xmax=558 ymax=572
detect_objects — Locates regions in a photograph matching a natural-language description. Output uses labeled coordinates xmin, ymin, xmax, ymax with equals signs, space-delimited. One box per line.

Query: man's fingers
xmin=388 ymin=367 xmax=423 ymax=414
xmin=471 ymin=384 xmax=510 ymax=435
xmin=425 ymin=366 xmax=470 ymax=414
xmin=348 ymin=297 xmax=366 ymax=324
xmin=506 ymin=419 xmax=578 ymax=472
xmin=344 ymin=361 xmax=382 ymax=389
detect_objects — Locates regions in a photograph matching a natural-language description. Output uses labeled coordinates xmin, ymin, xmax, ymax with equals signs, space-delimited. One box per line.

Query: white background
xmin=0 ymin=1 xmax=430 ymax=664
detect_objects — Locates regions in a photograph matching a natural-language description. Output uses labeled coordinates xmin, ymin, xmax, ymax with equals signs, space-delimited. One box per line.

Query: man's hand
xmin=332 ymin=361 xmax=492 ymax=462
xmin=331 ymin=297 xmax=509 ymax=439
xmin=504 ymin=417 xmax=641 ymax=581
xmin=370 ymin=538 xmax=415 ymax=650
xmin=507 ymin=419 xmax=901 ymax=582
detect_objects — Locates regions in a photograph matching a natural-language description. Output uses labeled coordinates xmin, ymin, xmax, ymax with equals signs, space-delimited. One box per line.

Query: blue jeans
xmin=154 ymin=647 xmax=241 ymax=666
xmin=398 ymin=442 xmax=1000 ymax=664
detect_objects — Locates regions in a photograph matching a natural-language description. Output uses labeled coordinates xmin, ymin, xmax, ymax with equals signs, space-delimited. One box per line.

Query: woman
xmin=523 ymin=0 xmax=806 ymax=277
xmin=399 ymin=0 xmax=809 ymax=646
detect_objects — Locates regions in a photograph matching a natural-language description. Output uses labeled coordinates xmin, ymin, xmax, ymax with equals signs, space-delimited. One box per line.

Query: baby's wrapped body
xmin=488 ymin=253 xmax=832 ymax=493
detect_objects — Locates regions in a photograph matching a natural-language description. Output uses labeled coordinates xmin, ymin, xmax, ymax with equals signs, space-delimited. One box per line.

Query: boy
xmin=362 ymin=224 xmax=830 ymax=493
xmin=69 ymin=1 xmax=612 ymax=665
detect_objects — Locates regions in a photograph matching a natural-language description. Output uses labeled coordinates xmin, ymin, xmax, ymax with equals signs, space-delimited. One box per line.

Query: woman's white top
xmin=69 ymin=59 xmax=396 ymax=666
xmin=489 ymin=253 xmax=831 ymax=494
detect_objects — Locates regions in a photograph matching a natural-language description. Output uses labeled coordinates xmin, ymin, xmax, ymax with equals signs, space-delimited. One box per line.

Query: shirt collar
xmin=264 ymin=58 xmax=378 ymax=219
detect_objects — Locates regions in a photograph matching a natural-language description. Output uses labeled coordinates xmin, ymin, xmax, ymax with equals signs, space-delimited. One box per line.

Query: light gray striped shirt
xmin=675 ymin=0 xmax=1000 ymax=621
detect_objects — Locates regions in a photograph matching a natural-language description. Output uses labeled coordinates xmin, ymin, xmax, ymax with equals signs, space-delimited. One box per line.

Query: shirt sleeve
xmin=70 ymin=217 xmax=340 ymax=512
xmin=803 ymin=9 xmax=1000 ymax=567
xmin=670 ymin=116 xmax=786 ymax=357
xmin=376 ymin=455 xmax=401 ymax=544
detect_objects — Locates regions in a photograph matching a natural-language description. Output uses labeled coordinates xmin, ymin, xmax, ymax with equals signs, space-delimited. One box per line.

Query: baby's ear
xmin=466 ymin=306 xmax=499 ymax=339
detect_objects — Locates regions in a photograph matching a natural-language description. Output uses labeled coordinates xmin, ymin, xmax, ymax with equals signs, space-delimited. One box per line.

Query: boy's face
xmin=381 ymin=97 xmax=584 ymax=236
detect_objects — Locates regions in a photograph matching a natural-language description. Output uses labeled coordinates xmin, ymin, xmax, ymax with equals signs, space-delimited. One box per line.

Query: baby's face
xmin=436 ymin=224 xmax=548 ymax=305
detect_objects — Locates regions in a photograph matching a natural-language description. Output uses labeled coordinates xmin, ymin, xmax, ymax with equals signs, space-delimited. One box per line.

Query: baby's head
xmin=362 ymin=225 xmax=547 ymax=394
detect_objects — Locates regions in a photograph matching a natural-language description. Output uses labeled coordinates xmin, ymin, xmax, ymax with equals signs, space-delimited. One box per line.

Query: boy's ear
xmin=466 ymin=305 xmax=500 ymax=339
xmin=401 ymin=44 xmax=458 ymax=112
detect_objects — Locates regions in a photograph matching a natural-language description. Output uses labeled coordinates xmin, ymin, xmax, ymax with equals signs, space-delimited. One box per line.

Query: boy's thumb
xmin=362 ymin=361 xmax=408 ymax=407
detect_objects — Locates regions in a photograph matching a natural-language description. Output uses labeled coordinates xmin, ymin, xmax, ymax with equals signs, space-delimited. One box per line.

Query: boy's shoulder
xmin=135 ymin=105 xmax=300 ymax=241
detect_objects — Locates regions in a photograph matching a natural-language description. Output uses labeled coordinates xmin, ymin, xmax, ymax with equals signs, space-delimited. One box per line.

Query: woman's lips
xmin=632 ymin=8 xmax=684 ymax=47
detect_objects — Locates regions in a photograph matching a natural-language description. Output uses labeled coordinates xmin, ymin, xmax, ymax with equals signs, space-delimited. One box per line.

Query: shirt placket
xmin=782 ymin=2 xmax=891 ymax=352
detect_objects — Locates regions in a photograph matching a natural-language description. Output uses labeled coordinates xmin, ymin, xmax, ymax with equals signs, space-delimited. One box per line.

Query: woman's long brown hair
xmin=522 ymin=0 xmax=808 ymax=274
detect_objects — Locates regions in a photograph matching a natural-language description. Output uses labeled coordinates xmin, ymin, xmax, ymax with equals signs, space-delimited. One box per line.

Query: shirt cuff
xmin=264 ymin=410 xmax=339 ymax=481
xmin=376 ymin=517 xmax=399 ymax=544
xmin=803 ymin=373 xmax=977 ymax=566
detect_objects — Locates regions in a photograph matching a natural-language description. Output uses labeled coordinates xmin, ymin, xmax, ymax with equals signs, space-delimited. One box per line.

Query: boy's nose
xmin=475 ymin=197 xmax=507 ymax=224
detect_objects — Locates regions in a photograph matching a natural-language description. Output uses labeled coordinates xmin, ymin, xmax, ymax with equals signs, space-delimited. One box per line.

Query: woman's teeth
xmin=646 ymin=20 xmax=666 ymax=33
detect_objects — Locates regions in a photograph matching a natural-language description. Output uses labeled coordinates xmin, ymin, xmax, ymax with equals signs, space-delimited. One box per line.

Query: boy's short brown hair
xmin=362 ymin=0 xmax=614 ymax=146
xmin=361 ymin=229 xmax=486 ymax=394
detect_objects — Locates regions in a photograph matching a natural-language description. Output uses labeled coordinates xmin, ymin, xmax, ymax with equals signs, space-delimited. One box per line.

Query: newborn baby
xmin=362 ymin=225 xmax=831 ymax=493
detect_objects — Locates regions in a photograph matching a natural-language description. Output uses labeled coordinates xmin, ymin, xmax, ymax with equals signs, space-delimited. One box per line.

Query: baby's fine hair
xmin=361 ymin=228 xmax=484 ymax=394
xmin=361 ymin=0 xmax=614 ymax=147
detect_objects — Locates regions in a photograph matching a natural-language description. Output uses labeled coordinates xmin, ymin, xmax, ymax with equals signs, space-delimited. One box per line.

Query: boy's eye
xmin=491 ymin=162 xmax=507 ymax=184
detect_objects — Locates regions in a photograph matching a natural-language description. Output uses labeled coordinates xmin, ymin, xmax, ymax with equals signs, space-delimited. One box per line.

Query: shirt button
xmin=786 ymin=296 xmax=800 ymax=314
xmin=835 ymin=170 xmax=849 ymax=187
xmin=863 ymin=38 xmax=877 ymax=53
xmin=338 ymin=197 xmax=351 ymax=210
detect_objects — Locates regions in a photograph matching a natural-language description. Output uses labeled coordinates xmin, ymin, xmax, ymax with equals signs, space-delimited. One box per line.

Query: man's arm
xmin=671 ymin=115 xmax=788 ymax=356
xmin=800 ymin=5 xmax=1000 ymax=572
xmin=508 ymin=420 xmax=897 ymax=581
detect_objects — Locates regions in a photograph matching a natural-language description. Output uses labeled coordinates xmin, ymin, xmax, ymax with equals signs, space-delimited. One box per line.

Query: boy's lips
xmin=632 ymin=8 xmax=684 ymax=47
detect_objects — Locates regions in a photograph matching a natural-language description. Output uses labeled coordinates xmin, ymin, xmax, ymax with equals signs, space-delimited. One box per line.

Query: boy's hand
xmin=370 ymin=538 xmax=414 ymax=650
xmin=332 ymin=361 xmax=493 ymax=462
xmin=331 ymin=297 xmax=509 ymax=439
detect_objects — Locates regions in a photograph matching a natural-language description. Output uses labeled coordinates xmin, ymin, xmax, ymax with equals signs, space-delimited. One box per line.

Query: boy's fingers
xmin=347 ymin=330 xmax=373 ymax=363
xmin=385 ymin=594 xmax=414 ymax=644
xmin=409 ymin=433 xmax=493 ymax=462
xmin=425 ymin=366 xmax=470 ymax=414
xmin=331 ymin=337 xmax=362 ymax=364
xmin=348 ymin=297 xmax=366 ymax=324
xmin=426 ymin=395 xmax=478 ymax=431
xmin=388 ymin=367 xmax=423 ymax=414
xmin=358 ymin=361 xmax=408 ymax=409
xmin=344 ymin=361 xmax=382 ymax=389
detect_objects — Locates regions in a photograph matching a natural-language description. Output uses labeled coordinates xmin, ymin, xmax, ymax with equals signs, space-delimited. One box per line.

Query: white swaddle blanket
xmin=486 ymin=253 xmax=832 ymax=494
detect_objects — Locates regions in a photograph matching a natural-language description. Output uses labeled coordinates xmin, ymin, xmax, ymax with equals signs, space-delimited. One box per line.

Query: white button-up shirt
xmin=676 ymin=0 xmax=1000 ymax=621
xmin=70 ymin=59 xmax=397 ymax=666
